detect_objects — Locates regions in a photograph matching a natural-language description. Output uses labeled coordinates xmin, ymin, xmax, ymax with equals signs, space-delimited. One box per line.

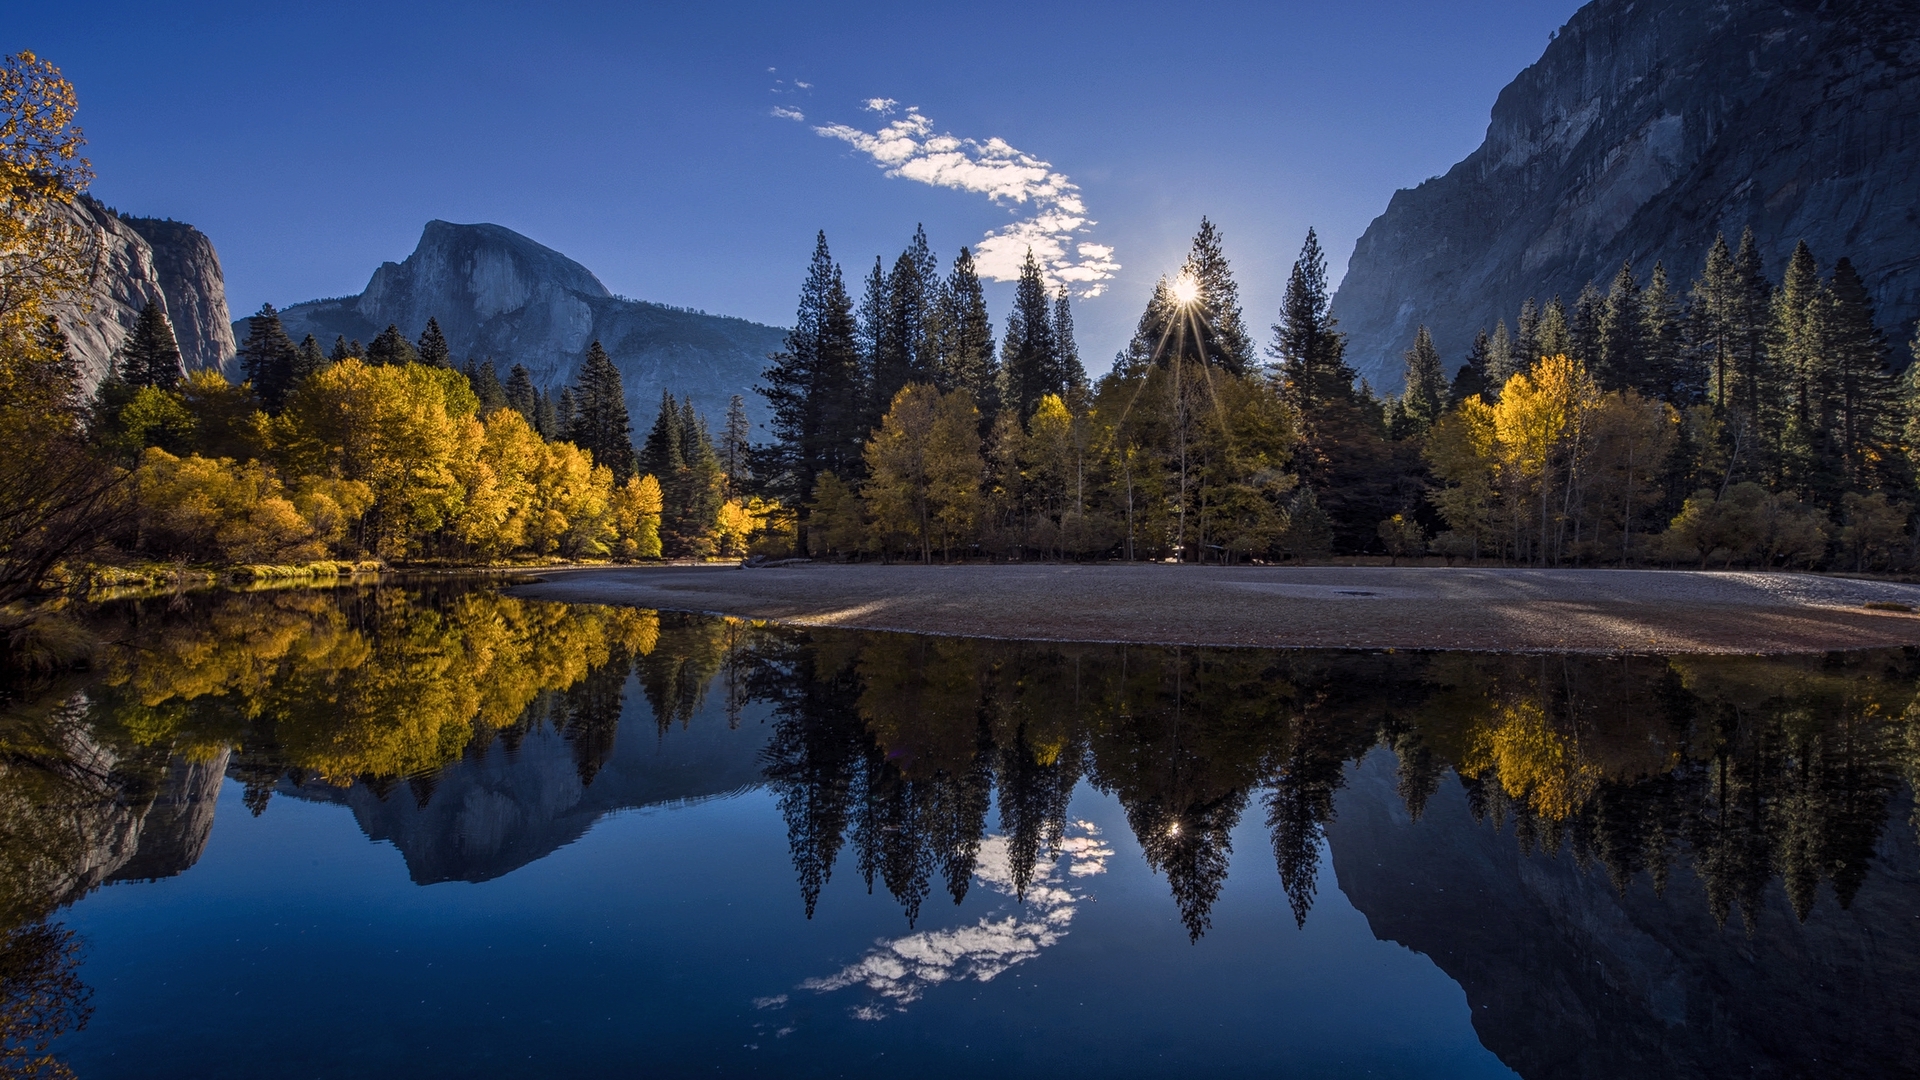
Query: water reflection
xmin=3 ymin=584 xmax=1918 ymax=1076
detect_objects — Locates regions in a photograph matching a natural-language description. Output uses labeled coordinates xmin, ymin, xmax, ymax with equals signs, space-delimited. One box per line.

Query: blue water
xmin=57 ymin=698 xmax=1508 ymax=1079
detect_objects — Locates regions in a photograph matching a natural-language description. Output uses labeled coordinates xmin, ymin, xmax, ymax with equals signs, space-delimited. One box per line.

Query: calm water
xmin=4 ymin=584 xmax=1917 ymax=1078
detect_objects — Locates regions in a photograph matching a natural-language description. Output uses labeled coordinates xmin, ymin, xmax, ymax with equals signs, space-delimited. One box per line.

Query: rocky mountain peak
xmin=1330 ymin=0 xmax=1920 ymax=391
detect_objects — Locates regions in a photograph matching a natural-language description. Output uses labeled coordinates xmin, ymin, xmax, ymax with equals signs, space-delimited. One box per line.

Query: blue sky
xmin=17 ymin=0 xmax=1582 ymax=365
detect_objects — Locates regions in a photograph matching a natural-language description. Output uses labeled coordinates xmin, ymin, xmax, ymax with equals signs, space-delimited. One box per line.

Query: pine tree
xmin=1641 ymin=262 xmax=1691 ymax=403
xmin=1536 ymin=297 xmax=1572 ymax=360
xmin=1515 ymin=298 xmax=1541 ymax=371
xmin=1571 ymin=281 xmax=1605 ymax=369
xmin=466 ymin=358 xmax=509 ymax=412
xmin=1712 ymin=228 xmax=1777 ymax=469
xmin=937 ymin=246 xmax=997 ymax=418
xmin=872 ymin=226 xmax=936 ymax=427
xmin=534 ymin=390 xmax=559 ymax=439
xmin=1827 ymin=257 xmax=1898 ymax=490
xmin=1597 ymin=261 xmax=1644 ymax=392
xmin=1053 ymin=287 xmax=1085 ymax=390
xmin=292 ymin=334 xmax=326 ymax=385
xmin=1177 ymin=218 xmax=1255 ymax=375
xmin=238 ymin=302 xmax=297 ymax=411
xmin=505 ymin=363 xmax=538 ymax=423
xmin=1399 ymin=326 xmax=1446 ymax=433
xmin=1484 ymin=319 xmax=1516 ymax=395
xmin=555 ymin=387 xmax=576 ymax=438
xmin=1773 ymin=240 xmax=1833 ymax=501
xmin=720 ymin=393 xmax=752 ymax=497
xmin=858 ymin=255 xmax=887 ymax=386
xmin=366 ymin=323 xmax=418 ymax=366
xmin=640 ymin=391 xmax=686 ymax=481
xmin=760 ymin=231 xmax=867 ymax=519
xmin=1450 ymin=329 xmax=1490 ymax=407
xmin=119 ymin=300 xmax=184 ymax=390
xmin=568 ymin=340 xmax=636 ymax=476
xmin=672 ymin=398 xmax=723 ymax=556
xmin=328 ymin=335 xmax=355 ymax=362
xmin=416 ymin=317 xmax=451 ymax=367
xmin=999 ymin=250 xmax=1059 ymax=419
xmin=1269 ymin=229 xmax=1355 ymax=411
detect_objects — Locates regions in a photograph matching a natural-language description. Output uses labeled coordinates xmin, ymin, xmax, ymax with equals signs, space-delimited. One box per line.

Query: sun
xmin=1169 ymin=273 xmax=1201 ymax=306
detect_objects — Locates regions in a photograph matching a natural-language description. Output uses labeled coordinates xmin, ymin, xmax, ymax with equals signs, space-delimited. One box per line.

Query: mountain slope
xmin=256 ymin=221 xmax=788 ymax=429
xmin=1329 ymin=0 xmax=1920 ymax=391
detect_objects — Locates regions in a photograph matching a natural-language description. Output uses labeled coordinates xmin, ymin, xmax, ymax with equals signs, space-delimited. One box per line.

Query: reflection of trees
xmin=11 ymin=588 xmax=1920 ymax=948
xmin=0 ymin=922 xmax=91 ymax=1080
xmin=744 ymin=634 xmax=1920 ymax=939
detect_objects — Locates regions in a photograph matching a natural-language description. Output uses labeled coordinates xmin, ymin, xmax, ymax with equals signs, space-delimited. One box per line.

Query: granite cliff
xmin=258 ymin=221 xmax=788 ymax=429
xmin=45 ymin=197 xmax=236 ymax=391
xmin=1329 ymin=0 xmax=1920 ymax=391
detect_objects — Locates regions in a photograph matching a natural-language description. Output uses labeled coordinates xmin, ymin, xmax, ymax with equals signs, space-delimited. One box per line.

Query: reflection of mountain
xmin=281 ymin=682 xmax=770 ymax=884
xmin=1328 ymin=749 xmax=1920 ymax=1079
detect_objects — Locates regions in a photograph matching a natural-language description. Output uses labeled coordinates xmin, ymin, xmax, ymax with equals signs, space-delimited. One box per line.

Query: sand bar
xmin=509 ymin=564 xmax=1920 ymax=654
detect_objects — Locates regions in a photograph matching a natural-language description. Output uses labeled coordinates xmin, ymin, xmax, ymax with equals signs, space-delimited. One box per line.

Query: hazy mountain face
xmin=1330 ymin=0 xmax=1920 ymax=391
xmin=254 ymin=220 xmax=788 ymax=429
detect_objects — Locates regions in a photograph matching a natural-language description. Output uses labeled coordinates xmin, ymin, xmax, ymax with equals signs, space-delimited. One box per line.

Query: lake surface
xmin=4 ymin=583 xmax=1917 ymax=1078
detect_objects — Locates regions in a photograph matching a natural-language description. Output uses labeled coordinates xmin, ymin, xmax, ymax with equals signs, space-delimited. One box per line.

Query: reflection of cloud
xmin=776 ymin=822 xmax=1113 ymax=1019
xmin=771 ymin=106 xmax=805 ymax=122
xmin=810 ymin=108 xmax=1119 ymax=297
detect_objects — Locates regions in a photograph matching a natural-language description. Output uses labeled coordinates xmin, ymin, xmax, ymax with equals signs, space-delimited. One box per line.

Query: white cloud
xmin=770 ymin=822 xmax=1114 ymax=1019
xmin=795 ymin=81 xmax=813 ymax=89
xmin=813 ymin=108 xmax=1118 ymax=296
xmin=771 ymin=106 xmax=805 ymax=122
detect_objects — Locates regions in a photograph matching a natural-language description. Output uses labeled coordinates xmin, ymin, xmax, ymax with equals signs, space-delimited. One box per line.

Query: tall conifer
xmin=999 ymin=250 xmax=1059 ymax=419
xmin=937 ymin=247 xmax=997 ymax=417
xmin=759 ymin=231 xmax=865 ymax=516
xmin=1270 ymin=229 xmax=1355 ymax=411
xmin=1597 ymin=261 xmax=1644 ymax=392
xmin=119 ymin=300 xmax=184 ymax=390
xmin=569 ymin=341 xmax=636 ymax=476
xmin=292 ymin=334 xmax=326 ymax=385
xmin=416 ymin=317 xmax=451 ymax=367
xmin=1485 ymin=320 xmax=1516 ymax=395
xmin=366 ymin=324 xmax=418 ymax=366
xmin=1053 ymin=287 xmax=1085 ymax=391
xmin=239 ymin=302 xmax=297 ymax=412
xmin=1182 ymin=218 xmax=1254 ymax=375
xmin=505 ymin=364 xmax=538 ymax=423
xmin=1399 ymin=326 xmax=1446 ymax=433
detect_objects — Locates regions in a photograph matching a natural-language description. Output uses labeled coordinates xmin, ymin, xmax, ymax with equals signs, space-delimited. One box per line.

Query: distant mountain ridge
xmin=252 ymin=221 xmax=787 ymax=429
xmin=1329 ymin=0 xmax=1920 ymax=392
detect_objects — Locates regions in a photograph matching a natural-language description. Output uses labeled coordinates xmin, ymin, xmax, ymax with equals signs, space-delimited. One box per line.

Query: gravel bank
xmin=509 ymin=564 xmax=1920 ymax=654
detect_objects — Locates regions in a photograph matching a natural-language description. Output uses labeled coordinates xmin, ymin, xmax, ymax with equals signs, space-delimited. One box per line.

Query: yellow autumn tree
xmin=610 ymin=473 xmax=664 ymax=559
xmin=862 ymin=384 xmax=982 ymax=562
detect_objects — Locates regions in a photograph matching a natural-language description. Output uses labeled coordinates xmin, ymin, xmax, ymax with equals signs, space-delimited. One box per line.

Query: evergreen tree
xmin=1269 ymin=228 xmax=1355 ymax=411
xmin=466 ymin=358 xmax=509 ymax=412
xmin=1773 ymin=240 xmax=1835 ymax=501
xmin=534 ymin=390 xmax=560 ymax=439
xmin=292 ymin=334 xmax=326 ymax=385
xmin=1398 ymin=326 xmax=1446 ymax=433
xmin=1484 ymin=319 xmax=1516 ymax=395
xmin=858 ymin=255 xmax=887 ymax=387
xmin=760 ymin=231 xmax=867 ymax=520
xmin=416 ymin=317 xmax=451 ymax=367
xmin=1515 ymin=298 xmax=1541 ymax=371
xmin=505 ymin=363 xmax=538 ymax=423
xmin=872 ymin=226 xmax=936 ymax=428
xmin=328 ymin=335 xmax=356 ymax=362
xmin=936 ymin=247 xmax=997 ymax=418
xmin=1449 ymin=329 xmax=1491 ymax=407
xmin=999 ymin=250 xmax=1059 ymax=419
xmin=1597 ymin=261 xmax=1645 ymax=392
xmin=720 ymin=393 xmax=752 ymax=497
xmin=1053 ymin=287 xmax=1085 ymax=390
xmin=1181 ymin=217 xmax=1255 ymax=375
xmin=1641 ymin=262 xmax=1692 ymax=403
xmin=555 ymin=387 xmax=576 ymax=438
xmin=1571 ymin=280 xmax=1605 ymax=369
xmin=366 ymin=323 xmax=419 ymax=366
xmin=1536 ymin=296 xmax=1572 ymax=360
xmin=238 ymin=302 xmax=298 ymax=411
xmin=569 ymin=341 xmax=636 ymax=476
xmin=118 ymin=300 xmax=184 ymax=390
xmin=1702 ymin=228 xmax=1778 ymax=471
xmin=671 ymin=398 xmax=723 ymax=556
xmin=1827 ymin=257 xmax=1898 ymax=491
xmin=640 ymin=391 xmax=686 ymax=482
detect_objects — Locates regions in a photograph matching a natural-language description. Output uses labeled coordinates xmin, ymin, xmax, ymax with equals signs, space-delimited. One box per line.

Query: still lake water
xmin=4 ymin=583 xmax=1917 ymax=1078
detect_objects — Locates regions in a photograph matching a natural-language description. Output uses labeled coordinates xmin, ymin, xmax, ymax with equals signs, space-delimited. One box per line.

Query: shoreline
xmin=507 ymin=563 xmax=1920 ymax=655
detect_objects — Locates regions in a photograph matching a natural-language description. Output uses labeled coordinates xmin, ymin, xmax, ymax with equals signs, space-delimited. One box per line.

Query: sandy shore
xmin=508 ymin=563 xmax=1920 ymax=654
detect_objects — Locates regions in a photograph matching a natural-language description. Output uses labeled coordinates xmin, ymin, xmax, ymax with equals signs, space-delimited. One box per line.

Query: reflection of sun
xmin=1170 ymin=273 xmax=1200 ymax=306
